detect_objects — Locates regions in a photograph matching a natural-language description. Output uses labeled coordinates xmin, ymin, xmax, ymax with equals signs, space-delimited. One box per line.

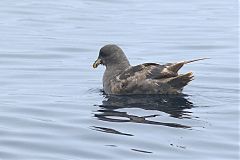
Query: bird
xmin=93 ymin=44 xmax=208 ymax=95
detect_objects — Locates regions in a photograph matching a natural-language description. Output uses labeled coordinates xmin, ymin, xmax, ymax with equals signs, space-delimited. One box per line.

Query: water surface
xmin=0 ymin=0 xmax=239 ymax=159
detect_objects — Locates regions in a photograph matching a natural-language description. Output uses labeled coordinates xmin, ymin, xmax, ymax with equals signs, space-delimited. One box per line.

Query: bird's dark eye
xmin=99 ymin=45 xmax=118 ymax=58
xmin=99 ymin=51 xmax=109 ymax=58
xmin=100 ymin=51 xmax=104 ymax=56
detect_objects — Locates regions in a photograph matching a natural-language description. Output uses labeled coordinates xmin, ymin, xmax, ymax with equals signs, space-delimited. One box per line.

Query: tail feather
xmin=167 ymin=57 xmax=209 ymax=73
xmin=168 ymin=72 xmax=194 ymax=89
xmin=184 ymin=57 xmax=210 ymax=64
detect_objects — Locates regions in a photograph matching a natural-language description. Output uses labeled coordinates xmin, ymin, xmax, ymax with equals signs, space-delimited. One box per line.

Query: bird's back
xmin=104 ymin=63 xmax=193 ymax=95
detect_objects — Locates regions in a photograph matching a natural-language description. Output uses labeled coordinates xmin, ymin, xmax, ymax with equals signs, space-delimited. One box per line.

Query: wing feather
xmin=111 ymin=63 xmax=177 ymax=94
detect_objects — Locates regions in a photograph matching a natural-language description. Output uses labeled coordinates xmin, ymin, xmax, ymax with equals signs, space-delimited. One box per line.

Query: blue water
xmin=0 ymin=0 xmax=239 ymax=159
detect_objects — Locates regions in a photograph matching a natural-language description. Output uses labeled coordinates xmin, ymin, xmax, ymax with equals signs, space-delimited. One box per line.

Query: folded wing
xmin=109 ymin=58 xmax=207 ymax=94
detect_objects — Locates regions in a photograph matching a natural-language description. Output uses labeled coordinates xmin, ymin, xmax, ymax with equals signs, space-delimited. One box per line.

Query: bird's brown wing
xmin=109 ymin=63 xmax=177 ymax=94
xmin=118 ymin=63 xmax=177 ymax=80
xmin=108 ymin=58 xmax=208 ymax=94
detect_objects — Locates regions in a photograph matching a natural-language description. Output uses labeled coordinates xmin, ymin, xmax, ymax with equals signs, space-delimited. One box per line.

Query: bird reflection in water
xmin=93 ymin=94 xmax=195 ymax=135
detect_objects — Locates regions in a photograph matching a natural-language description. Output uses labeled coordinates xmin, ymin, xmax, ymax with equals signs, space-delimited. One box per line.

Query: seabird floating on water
xmin=93 ymin=44 xmax=208 ymax=95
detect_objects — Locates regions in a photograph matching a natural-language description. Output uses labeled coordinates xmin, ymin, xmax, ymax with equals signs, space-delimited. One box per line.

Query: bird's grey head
xmin=93 ymin=44 xmax=130 ymax=70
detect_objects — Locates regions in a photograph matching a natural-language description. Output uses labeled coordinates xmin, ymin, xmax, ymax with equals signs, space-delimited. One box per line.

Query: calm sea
xmin=0 ymin=0 xmax=239 ymax=159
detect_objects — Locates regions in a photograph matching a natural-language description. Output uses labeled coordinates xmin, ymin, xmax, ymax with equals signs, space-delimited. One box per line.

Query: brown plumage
xmin=93 ymin=44 xmax=208 ymax=95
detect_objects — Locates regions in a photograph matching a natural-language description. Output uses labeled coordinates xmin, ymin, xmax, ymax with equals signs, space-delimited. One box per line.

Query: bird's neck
xmin=106 ymin=60 xmax=130 ymax=72
xmin=104 ymin=62 xmax=130 ymax=81
xmin=103 ymin=59 xmax=130 ymax=94
xmin=103 ymin=55 xmax=131 ymax=89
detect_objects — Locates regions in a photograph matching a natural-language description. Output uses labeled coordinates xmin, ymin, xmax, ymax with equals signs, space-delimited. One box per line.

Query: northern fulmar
xmin=93 ymin=44 xmax=207 ymax=95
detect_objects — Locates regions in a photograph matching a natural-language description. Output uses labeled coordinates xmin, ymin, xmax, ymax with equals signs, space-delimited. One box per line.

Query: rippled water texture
xmin=0 ymin=0 xmax=239 ymax=159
